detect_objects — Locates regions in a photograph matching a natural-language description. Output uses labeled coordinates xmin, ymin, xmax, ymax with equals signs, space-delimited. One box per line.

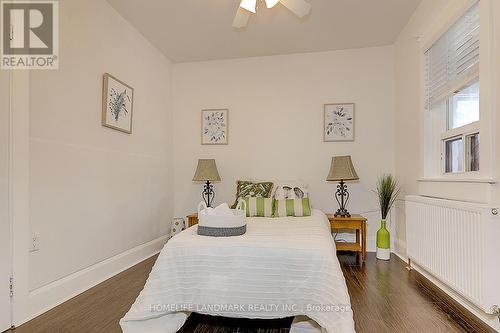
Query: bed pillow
xmin=274 ymin=198 xmax=311 ymax=217
xmin=273 ymin=183 xmax=309 ymax=200
xmin=243 ymin=197 xmax=274 ymax=217
xmin=232 ymin=180 xmax=274 ymax=208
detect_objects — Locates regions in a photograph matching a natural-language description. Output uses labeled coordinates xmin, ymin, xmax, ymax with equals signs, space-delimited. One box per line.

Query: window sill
xmin=418 ymin=177 xmax=497 ymax=184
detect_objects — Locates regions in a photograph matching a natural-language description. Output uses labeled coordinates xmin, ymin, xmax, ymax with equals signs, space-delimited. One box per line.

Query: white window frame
xmin=439 ymin=77 xmax=480 ymax=174
xmin=419 ymin=0 xmax=496 ymax=182
xmin=440 ymin=119 xmax=479 ymax=175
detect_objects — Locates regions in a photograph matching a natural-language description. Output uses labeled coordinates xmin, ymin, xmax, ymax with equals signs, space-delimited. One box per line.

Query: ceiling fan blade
xmin=232 ymin=7 xmax=251 ymax=28
xmin=279 ymin=0 xmax=311 ymax=18
xmin=265 ymin=0 xmax=280 ymax=8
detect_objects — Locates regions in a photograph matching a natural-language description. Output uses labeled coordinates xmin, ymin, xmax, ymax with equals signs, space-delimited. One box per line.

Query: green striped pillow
xmin=243 ymin=197 xmax=274 ymax=217
xmin=273 ymin=198 xmax=311 ymax=217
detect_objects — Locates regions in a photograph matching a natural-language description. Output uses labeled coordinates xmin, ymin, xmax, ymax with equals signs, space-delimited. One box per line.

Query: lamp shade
xmin=326 ymin=156 xmax=359 ymax=181
xmin=193 ymin=159 xmax=221 ymax=182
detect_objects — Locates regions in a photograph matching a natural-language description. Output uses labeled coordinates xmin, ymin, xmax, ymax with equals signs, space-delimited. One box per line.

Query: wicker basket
xmin=197 ymin=200 xmax=247 ymax=237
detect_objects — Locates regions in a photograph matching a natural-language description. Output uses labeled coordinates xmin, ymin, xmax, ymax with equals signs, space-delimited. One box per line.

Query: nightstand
xmin=186 ymin=213 xmax=198 ymax=227
xmin=327 ymin=214 xmax=367 ymax=263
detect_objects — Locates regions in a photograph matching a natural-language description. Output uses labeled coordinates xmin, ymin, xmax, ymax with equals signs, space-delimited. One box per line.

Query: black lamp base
xmin=202 ymin=180 xmax=215 ymax=208
xmin=334 ymin=179 xmax=351 ymax=218
xmin=334 ymin=209 xmax=351 ymax=218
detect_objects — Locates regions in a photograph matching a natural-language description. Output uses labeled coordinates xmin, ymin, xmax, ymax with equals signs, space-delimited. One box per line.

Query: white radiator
xmin=406 ymin=195 xmax=500 ymax=314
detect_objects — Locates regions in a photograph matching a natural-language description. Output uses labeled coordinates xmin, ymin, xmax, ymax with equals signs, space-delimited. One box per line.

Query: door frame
xmin=9 ymin=70 xmax=30 ymax=328
xmin=1 ymin=67 xmax=14 ymax=332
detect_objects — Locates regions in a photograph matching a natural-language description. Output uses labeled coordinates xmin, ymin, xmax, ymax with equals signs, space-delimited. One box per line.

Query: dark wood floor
xmin=7 ymin=253 xmax=488 ymax=333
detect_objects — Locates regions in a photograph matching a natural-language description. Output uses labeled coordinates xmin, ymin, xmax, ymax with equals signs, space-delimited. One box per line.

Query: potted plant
xmin=375 ymin=174 xmax=400 ymax=260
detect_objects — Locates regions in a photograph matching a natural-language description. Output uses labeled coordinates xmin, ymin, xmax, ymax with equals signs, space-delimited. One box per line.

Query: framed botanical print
xmin=201 ymin=109 xmax=229 ymax=145
xmin=324 ymin=103 xmax=355 ymax=142
xmin=102 ymin=73 xmax=134 ymax=134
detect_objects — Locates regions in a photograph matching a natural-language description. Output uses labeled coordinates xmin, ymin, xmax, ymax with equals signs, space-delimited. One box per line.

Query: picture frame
xmin=102 ymin=73 xmax=134 ymax=134
xmin=324 ymin=103 xmax=355 ymax=142
xmin=201 ymin=109 xmax=229 ymax=145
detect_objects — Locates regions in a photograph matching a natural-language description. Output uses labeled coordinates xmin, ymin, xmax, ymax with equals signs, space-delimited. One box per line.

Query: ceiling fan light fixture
xmin=265 ymin=0 xmax=280 ymax=8
xmin=240 ymin=0 xmax=257 ymax=13
xmin=233 ymin=0 xmax=311 ymax=28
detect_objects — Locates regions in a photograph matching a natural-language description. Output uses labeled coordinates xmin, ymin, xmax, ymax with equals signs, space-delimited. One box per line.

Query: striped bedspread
xmin=120 ymin=210 xmax=355 ymax=333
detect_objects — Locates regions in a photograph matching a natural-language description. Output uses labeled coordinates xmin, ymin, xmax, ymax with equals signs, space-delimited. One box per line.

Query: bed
xmin=120 ymin=209 xmax=355 ymax=333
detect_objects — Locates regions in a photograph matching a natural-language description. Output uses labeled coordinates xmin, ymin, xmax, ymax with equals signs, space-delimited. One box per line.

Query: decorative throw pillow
xmin=273 ymin=184 xmax=309 ymax=200
xmin=274 ymin=198 xmax=312 ymax=217
xmin=232 ymin=181 xmax=274 ymax=208
xmin=243 ymin=197 xmax=274 ymax=217
xmin=170 ymin=218 xmax=186 ymax=238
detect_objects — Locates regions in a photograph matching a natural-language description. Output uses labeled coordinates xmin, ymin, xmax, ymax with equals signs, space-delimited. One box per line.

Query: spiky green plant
xmin=375 ymin=174 xmax=401 ymax=220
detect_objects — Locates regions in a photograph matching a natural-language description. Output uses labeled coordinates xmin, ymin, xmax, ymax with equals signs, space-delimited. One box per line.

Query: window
xmin=466 ymin=133 xmax=479 ymax=171
xmin=445 ymin=137 xmax=463 ymax=173
xmin=425 ymin=3 xmax=480 ymax=175
xmin=440 ymin=79 xmax=480 ymax=173
xmin=448 ymin=81 xmax=479 ymax=130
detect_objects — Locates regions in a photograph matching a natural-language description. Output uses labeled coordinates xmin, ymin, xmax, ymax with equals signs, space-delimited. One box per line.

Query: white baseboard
xmin=392 ymin=250 xmax=408 ymax=263
xmin=22 ymin=234 xmax=169 ymax=326
xmin=393 ymin=239 xmax=407 ymax=261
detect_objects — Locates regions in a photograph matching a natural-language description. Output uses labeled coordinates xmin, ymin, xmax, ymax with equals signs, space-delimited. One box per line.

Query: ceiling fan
xmin=233 ymin=0 xmax=312 ymax=28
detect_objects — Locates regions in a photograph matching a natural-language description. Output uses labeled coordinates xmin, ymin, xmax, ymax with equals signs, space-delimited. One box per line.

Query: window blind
xmin=425 ymin=3 xmax=479 ymax=108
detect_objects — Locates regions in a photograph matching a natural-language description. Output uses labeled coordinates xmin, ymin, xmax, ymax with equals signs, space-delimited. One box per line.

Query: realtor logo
xmin=1 ymin=1 xmax=59 ymax=69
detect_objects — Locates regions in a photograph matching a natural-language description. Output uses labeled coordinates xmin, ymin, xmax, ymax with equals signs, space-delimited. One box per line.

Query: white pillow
xmin=272 ymin=181 xmax=309 ymax=200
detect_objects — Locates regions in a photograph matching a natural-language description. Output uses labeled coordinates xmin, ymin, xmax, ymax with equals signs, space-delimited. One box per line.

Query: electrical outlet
xmin=30 ymin=233 xmax=40 ymax=253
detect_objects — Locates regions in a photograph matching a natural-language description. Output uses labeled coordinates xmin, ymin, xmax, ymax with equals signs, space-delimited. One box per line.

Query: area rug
xmin=178 ymin=313 xmax=294 ymax=333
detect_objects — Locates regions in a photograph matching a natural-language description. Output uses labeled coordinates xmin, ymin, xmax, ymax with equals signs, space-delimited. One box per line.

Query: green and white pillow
xmin=274 ymin=198 xmax=312 ymax=217
xmin=232 ymin=181 xmax=274 ymax=208
xmin=243 ymin=197 xmax=274 ymax=217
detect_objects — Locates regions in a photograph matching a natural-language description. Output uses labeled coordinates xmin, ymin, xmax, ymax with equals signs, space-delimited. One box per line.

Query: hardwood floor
xmin=8 ymin=256 xmax=157 ymax=333
xmin=7 ymin=253 xmax=490 ymax=333
xmin=338 ymin=254 xmax=491 ymax=333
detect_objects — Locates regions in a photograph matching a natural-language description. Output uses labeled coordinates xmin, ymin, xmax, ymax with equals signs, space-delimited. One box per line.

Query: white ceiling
xmin=107 ymin=0 xmax=421 ymax=63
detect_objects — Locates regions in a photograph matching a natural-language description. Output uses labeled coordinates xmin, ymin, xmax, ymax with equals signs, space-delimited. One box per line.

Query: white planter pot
xmin=376 ymin=247 xmax=390 ymax=260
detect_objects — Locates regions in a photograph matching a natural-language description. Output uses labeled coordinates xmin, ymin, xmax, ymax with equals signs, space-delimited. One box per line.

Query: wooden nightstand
xmin=327 ymin=214 xmax=367 ymax=263
xmin=186 ymin=213 xmax=198 ymax=227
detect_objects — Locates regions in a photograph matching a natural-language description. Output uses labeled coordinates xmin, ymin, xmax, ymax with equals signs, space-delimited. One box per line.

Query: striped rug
xmin=178 ymin=313 xmax=294 ymax=333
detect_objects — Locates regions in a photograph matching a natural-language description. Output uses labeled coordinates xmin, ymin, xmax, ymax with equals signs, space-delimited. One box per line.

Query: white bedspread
xmin=120 ymin=210 xmax=355 ymax=333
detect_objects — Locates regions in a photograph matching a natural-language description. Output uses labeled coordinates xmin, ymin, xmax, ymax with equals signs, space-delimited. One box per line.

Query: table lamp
xmin=326 ymin=156 xmax=359 ymax=217
xmin=192 ymin=159 xmax=221 ymax=207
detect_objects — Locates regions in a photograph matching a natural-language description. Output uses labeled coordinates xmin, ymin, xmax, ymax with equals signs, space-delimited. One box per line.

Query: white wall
xmin=172 ymin=47 xmax=396 ymax=251
xmin=393 ymin=0 xmax=449 ymax=256
xmin=28 ymin=0 xmax=173 ymax=293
